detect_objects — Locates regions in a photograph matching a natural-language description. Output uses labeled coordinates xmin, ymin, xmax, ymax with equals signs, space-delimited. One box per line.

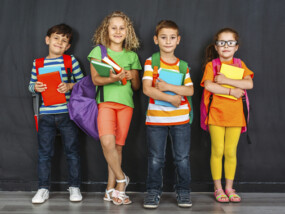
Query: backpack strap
xmin=206 ymin=58 xmax=221 ymax=126
xmin=34 ymin=57 xmax=45 ymax=132
xmin=151 ymin=52 xmax=160 ymax=86
xmin=212 ymin=58 xmax=221 ymax=76
xmin=179 ymin=60 xmax=194 ymax=124
xmin=98 ymin=44 xmax=108 ymax=59
xmin=35 ymin=58 xmax=45 ymax=76
xmin=95 ymin=45 xmax=108 ymax=103
xmin=63 ymin=54 xmax=73 ymax=83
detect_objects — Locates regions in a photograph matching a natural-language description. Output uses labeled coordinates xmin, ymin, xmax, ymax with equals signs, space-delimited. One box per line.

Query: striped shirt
xmin=143 ymin=57 xmax=193 ymax=126
xmin=28 ymin=55 xmax=84 ymax=115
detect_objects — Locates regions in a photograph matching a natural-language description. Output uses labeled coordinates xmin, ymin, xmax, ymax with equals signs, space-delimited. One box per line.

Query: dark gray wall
xmin=0 ymin=0 xmax=284 ymax=192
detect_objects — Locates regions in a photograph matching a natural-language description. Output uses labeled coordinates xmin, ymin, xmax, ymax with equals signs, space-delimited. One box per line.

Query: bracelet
xmin=229 ymin=88 xmax=231 ymax=95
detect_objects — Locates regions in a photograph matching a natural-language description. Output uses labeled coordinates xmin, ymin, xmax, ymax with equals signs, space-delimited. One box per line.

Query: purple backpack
xmin=200 ymin=58 xmax=250 ymax=134
xmin=67 ymin=45 xmax=107 ymax=140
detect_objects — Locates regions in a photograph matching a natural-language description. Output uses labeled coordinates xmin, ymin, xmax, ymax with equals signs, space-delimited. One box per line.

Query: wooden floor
xmin=0 ymin=192 xmax=284 ymax=214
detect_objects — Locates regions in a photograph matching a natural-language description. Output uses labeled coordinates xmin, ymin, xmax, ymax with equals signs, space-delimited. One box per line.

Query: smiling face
xmin=108 ymin=17 xmax=127 ymax=47
xmin=45 ymin=33 xmax=70 ymax=58
xmin=215 ymin=32 xmax=239 ymax=62
xmin=154 ymin=28 xmax=180 ymax=55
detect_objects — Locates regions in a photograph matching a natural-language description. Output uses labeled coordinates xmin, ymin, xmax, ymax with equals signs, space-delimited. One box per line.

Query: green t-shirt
xmin=87 ymin=46 xmax=142 ymax=108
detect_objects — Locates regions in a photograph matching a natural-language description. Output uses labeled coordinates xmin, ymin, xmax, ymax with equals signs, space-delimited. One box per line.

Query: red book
xmin=102 ymin=56 xmax=127 ymax=85
xmin=37 ymin=71 xmax=66 ymax=106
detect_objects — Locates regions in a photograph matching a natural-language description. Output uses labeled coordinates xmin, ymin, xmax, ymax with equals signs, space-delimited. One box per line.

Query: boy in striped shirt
xmin=142 ymin=20 xmax=194 ymax=208
xmin=28 ymin=24 xmax=84 ymax=204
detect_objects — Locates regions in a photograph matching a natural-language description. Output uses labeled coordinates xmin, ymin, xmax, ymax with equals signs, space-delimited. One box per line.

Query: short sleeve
xmin=130 ymin=52 xmax=142 ymax=70
xmin=241 ymin=61 xmax=254 ymax=79
xmin=200 ymin=62 xmax=214 ymax=87
xmin=87 ymin=46 xmax=102 ymax=61
xmin=184 ymin=67 xmax=193 ymax=86
xmin=142 ymin=57 xmax=153 ymax=81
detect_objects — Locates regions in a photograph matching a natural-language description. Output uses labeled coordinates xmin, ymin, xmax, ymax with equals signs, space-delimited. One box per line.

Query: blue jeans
xmin=37 ymin=113 xmax=81 ymax=189
xmin=146 ymin=123 xmax=191 ymax=195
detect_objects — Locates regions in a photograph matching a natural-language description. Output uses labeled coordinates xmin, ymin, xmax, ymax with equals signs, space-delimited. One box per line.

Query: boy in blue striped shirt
xmin=28 ymin=24 xmax=84 ymax=204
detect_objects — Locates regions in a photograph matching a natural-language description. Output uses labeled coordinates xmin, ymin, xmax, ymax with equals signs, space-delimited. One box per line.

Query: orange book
xmin=102 ymin=56 xmax=127 ymax=85
xmin=37 ymin=71 xmax=66 ymax=106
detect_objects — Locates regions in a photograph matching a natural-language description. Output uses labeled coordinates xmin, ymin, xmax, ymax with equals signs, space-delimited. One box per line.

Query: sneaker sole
xmin=70 ymin=198 xmax=82 ymax=202
xmin=178 ymin=203 xmax=192 ymax=208
xmin=32 ymin=196 xmax=49 ymax=204
xmin=143 ymin=204 xmax=159 ymax=209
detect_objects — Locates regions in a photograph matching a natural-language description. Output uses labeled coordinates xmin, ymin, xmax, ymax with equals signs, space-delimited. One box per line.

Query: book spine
xmin=102 ymin=57 xmax=127 ymax=85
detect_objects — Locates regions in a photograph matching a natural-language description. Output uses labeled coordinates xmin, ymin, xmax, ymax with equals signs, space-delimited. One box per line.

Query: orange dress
xmin=200 ymin=59 xmax=254 ymax=127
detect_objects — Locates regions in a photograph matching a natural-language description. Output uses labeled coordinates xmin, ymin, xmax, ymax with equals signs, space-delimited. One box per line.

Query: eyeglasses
xmin=215 ymin=40 xmax=238 ymax=47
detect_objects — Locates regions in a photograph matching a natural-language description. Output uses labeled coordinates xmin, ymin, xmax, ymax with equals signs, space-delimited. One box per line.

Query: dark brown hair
xmin=46 ymin=23 xmax=73 ymax=44
xmin=155 ymin=20 xmax=179 ymax=36
xmin=203 ymin=28 xmax=239 ymax=69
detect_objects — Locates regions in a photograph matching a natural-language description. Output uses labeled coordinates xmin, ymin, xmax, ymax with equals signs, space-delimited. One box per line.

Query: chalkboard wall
xmin=0 ymin=0 xmax=284 ymax=192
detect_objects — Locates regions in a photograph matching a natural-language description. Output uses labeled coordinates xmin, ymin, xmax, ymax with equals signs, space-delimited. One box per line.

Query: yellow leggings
xmin=209 ymin=125 xmax=241 ymax=180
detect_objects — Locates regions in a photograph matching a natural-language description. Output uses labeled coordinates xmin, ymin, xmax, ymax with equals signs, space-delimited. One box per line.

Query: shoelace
xmin=35 ymin=189 xmax=47 ymax=198
xmin=69 ymin=187 xmax=80 ymax=195
xmin=177 ymin=193 xmax=190 ymax=202
xmin=145 ymin=193 xmax=159 ymax=203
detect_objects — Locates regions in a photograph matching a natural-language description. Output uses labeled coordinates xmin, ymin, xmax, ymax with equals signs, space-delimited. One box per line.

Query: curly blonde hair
xmin=92 ymin=11 xmax=140 ymax=51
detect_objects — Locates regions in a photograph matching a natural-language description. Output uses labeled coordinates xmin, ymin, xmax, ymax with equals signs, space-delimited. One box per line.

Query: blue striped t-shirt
xmin=28 ymin=55 xmax=84 ymax=115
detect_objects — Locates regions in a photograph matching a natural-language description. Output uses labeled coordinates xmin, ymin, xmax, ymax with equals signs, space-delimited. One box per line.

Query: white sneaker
xmin=68 ymin=187 xmax=82 ymax=202
xmin=32 ymin=189 xmax=49 ymax=204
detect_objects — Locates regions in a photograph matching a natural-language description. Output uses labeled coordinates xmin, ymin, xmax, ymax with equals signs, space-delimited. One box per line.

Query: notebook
xmin=102 ymin=56 xmax=127 ymax=85
xmin=38 ymin=66 xmax=63 ymax=82
xmin=216 ymin=64 xmax=244 ymax=100
xmin=91 ymin=60 xmax=121 ymax=84
xmin=154 ymin=69 xmax=184 ymax=108
xmin=37 ymin=71 xmax=66 ymax=106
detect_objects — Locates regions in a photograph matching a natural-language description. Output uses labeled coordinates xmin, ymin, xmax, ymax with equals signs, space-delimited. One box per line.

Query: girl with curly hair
xmin=87 ymin=11 xmax=141 ymax=205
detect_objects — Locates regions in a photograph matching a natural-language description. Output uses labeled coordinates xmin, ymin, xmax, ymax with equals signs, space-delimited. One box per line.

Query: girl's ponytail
xmin=203 ymin=43 xmax=218 ymax=70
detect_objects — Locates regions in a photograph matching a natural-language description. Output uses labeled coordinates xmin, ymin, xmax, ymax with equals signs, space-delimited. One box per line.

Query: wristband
xmin=229 ymin=88 xmax=231 ymax=95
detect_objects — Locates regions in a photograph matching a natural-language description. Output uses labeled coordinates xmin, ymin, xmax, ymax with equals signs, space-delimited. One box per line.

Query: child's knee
xmin=100 ymin=136 xmax=116 ymax=151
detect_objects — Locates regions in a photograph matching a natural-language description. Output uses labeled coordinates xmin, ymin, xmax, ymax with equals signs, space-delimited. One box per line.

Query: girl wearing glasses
xmin=200 ymin=28 xmax=254 ymax=203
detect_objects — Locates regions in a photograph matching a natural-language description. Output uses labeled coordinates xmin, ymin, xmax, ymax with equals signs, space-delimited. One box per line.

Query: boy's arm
xmin=155 ymin=78 xmax=194 ymax=96
xmin=58 ymin=56 xmax=84 ymax=93
xmin=28 ymin=60 xmax=46 ymax=93
xmin=143 ymin=79 xmax=182 ymax=107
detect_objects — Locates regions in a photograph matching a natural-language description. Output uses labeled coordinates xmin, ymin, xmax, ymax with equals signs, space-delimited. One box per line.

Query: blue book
xmin=154 ymin=69 xmax=184 ymax=108
xmin=38 ymin=66 xmax=63 ymax=82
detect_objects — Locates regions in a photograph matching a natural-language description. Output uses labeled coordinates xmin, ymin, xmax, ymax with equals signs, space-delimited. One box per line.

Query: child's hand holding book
xmin=155 ymin=78 xmax=170 ymax=92
xmin=230 ymin=88 xmax=245 ymax=99
xmin=34 ymin=81 xmax=47 ymax=92
xmin=170 ymin=94 xmax=182 ymax=108
xmin=110 ymin=68 xmax=126 ymax=83
xmin=57 ymin=82 xmax=73 ymax=93
xmin=214 ymin=72 xmax=228 ymax=84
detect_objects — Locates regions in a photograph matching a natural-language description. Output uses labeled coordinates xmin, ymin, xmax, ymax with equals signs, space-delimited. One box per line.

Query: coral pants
xmin=97 ymin=102 xmax=133 ymax=146
xmin=209 ymin=125 xmax=241 ymax=180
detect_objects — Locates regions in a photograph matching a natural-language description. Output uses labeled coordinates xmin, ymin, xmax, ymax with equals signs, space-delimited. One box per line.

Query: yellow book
xmin=216 ymin=64 xmax=244 ymax=100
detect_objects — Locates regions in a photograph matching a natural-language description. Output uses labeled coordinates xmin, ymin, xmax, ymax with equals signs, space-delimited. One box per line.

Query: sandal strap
xmin=105 ymin=188 xmax=114 ymax=200
xmin=214 ymin=189 xmax=229 ymax=201
xmin=116 ymin=173 xmax=127 ymax=183
xmin=106 ymin=188 xmax=115 ymax=194
xmin=216 ymin=194 xmax=227 ymax=200
xmin=117 ymin=191 xmax=129 ymax=200
xmin=225 ymin=189 xmax=241 ymax=199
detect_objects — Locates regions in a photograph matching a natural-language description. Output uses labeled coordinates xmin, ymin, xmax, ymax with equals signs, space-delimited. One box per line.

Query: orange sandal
xmin=225 ymin=189 xmax=241 ymax=203
xmin=214 ymin=189 xmax=229 ymax=203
